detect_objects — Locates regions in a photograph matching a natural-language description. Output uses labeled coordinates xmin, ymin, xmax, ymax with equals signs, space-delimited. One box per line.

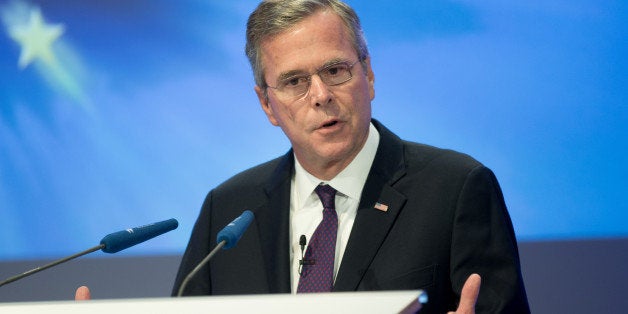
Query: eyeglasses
xmin=265 ymin=60 xmax=360 ymax=101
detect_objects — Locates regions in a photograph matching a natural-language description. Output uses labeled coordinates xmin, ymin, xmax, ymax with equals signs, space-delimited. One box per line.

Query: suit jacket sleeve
xmin=450 ymin=165 xmax=529 ymax=313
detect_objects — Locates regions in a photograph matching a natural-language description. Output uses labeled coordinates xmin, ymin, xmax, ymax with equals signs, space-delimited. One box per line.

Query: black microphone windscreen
xmin=299 ymin=235 xmax=306 ymax=246
xmin=100 ymin=218 xmax=178 ymax=253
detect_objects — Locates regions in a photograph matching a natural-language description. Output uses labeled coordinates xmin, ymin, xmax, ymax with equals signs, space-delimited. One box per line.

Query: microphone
xmin=299 ymin=234 xmax=307 ymax=252
xmin=0 ymin=218 xmax=178 ymax=288
xmin=176 ymin=210 xmax=254 ymax=297
xmin=216 ymin=210 xmax=254 ymax=249
xmin=101 ymin=218 xmax=178 ymax=253
xmin=298 ymin=235 xmax=314 ymax=275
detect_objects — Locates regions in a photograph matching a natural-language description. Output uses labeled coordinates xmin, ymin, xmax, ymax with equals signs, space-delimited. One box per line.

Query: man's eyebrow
xmin=276 ymin=69 xmax=308 ymax=82
xmin=318 ymin=58 xmax=346 ymax=70
xmin=275 ymin=58 xmax=349 ymax=82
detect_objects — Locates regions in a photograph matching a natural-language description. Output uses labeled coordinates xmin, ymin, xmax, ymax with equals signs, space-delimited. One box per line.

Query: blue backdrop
xmin=1 ymin=0 xmax=626 ymax=260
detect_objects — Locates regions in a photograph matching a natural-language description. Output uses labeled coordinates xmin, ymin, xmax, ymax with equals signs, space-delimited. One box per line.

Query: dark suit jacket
xmin=173 ymin=120 xmax=530 ymax=313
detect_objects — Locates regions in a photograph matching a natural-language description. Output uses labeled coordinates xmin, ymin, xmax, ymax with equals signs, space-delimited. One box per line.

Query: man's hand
xmin=74 ymin=285 xmax=91 ymax=300
xmin=448 ymin=273 xmax=481 ymax=314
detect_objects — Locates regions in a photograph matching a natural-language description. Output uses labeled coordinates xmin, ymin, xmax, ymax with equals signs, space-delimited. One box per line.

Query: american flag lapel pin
xmin=374 ymin=202 xmax=389 ymax=212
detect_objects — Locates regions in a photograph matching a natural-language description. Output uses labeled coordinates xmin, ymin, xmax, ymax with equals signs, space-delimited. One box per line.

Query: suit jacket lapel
xmin=254 ymin=151 xmax=293 ymax=293
xmin=333 ymin=120 xmax=408 ymax=291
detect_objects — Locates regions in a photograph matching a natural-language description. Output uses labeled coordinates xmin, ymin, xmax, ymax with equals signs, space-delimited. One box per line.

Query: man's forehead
xmin=258 ymin=12 xmax=354 ymax=77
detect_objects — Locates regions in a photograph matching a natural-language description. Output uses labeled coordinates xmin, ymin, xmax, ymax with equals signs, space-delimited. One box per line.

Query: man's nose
xmin=308 ymin=75 xmax=333 ymax=107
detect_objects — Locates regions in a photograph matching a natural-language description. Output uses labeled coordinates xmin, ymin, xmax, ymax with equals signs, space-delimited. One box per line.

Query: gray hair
xmin=245 ymin=0 xmax=369 ymax=88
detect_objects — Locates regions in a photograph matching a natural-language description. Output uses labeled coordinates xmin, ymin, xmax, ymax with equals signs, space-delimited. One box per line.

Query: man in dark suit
xmin=173 ymin=1 xmax=529 ymax=313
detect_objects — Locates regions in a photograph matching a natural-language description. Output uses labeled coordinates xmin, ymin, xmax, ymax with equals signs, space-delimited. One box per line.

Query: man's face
xmin=255 ymin=10 xmax=375 ymax=178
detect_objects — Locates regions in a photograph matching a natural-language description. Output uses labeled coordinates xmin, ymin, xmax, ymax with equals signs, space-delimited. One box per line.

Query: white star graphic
xmin=8 ymin=8 xmax=65 ymax=69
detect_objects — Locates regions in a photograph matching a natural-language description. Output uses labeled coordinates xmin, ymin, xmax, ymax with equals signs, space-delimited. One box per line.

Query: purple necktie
xmin=297 ymin=184 xmax=338 ymax=293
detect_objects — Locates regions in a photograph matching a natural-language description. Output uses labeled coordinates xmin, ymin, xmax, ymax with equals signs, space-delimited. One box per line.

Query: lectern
xmin=0 ymin=290 xmax=426 ymax=313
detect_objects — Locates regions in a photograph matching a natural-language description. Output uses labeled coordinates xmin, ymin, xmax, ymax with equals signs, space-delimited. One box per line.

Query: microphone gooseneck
xmin=0 ymin=218 xmax=179 ymax=288
xmin=0 ymin=245 xmax=105 ymax=287
xmin=176 ymin=210 xmax=254 ymax=297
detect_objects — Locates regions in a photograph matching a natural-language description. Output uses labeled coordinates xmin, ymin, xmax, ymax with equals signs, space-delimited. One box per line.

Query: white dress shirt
xmin=289 ymin=122 xmax=380 ymax=293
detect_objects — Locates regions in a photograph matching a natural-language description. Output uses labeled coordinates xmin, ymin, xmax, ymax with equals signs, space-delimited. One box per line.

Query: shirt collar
xmin=293 ymin=122 xmax=380 ymax=208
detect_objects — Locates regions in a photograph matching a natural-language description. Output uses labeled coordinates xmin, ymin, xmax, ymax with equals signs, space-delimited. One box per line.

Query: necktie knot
xmin=315 ymin=184 xmax=336 ymax=210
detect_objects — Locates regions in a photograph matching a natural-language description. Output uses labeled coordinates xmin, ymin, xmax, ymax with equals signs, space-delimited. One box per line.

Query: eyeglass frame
xmin=263 ymin=59 xmax=361 ymax=101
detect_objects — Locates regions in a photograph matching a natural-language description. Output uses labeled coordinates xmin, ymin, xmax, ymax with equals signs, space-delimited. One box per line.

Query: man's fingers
xmin=74 ymin=285 xmax=91 ymax=301
xmin=456 ymin=273 xmax=481 ymax=314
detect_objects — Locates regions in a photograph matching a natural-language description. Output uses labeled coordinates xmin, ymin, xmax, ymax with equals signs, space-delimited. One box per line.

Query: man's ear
xmin=363 ymin=57 xmax=375 ymax=101
xmin=255 ymin=85 xmax=279 ymax=126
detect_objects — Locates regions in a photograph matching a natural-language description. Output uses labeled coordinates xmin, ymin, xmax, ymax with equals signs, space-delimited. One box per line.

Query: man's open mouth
xmin=322 ymin=120 xmax=338 ymax=128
